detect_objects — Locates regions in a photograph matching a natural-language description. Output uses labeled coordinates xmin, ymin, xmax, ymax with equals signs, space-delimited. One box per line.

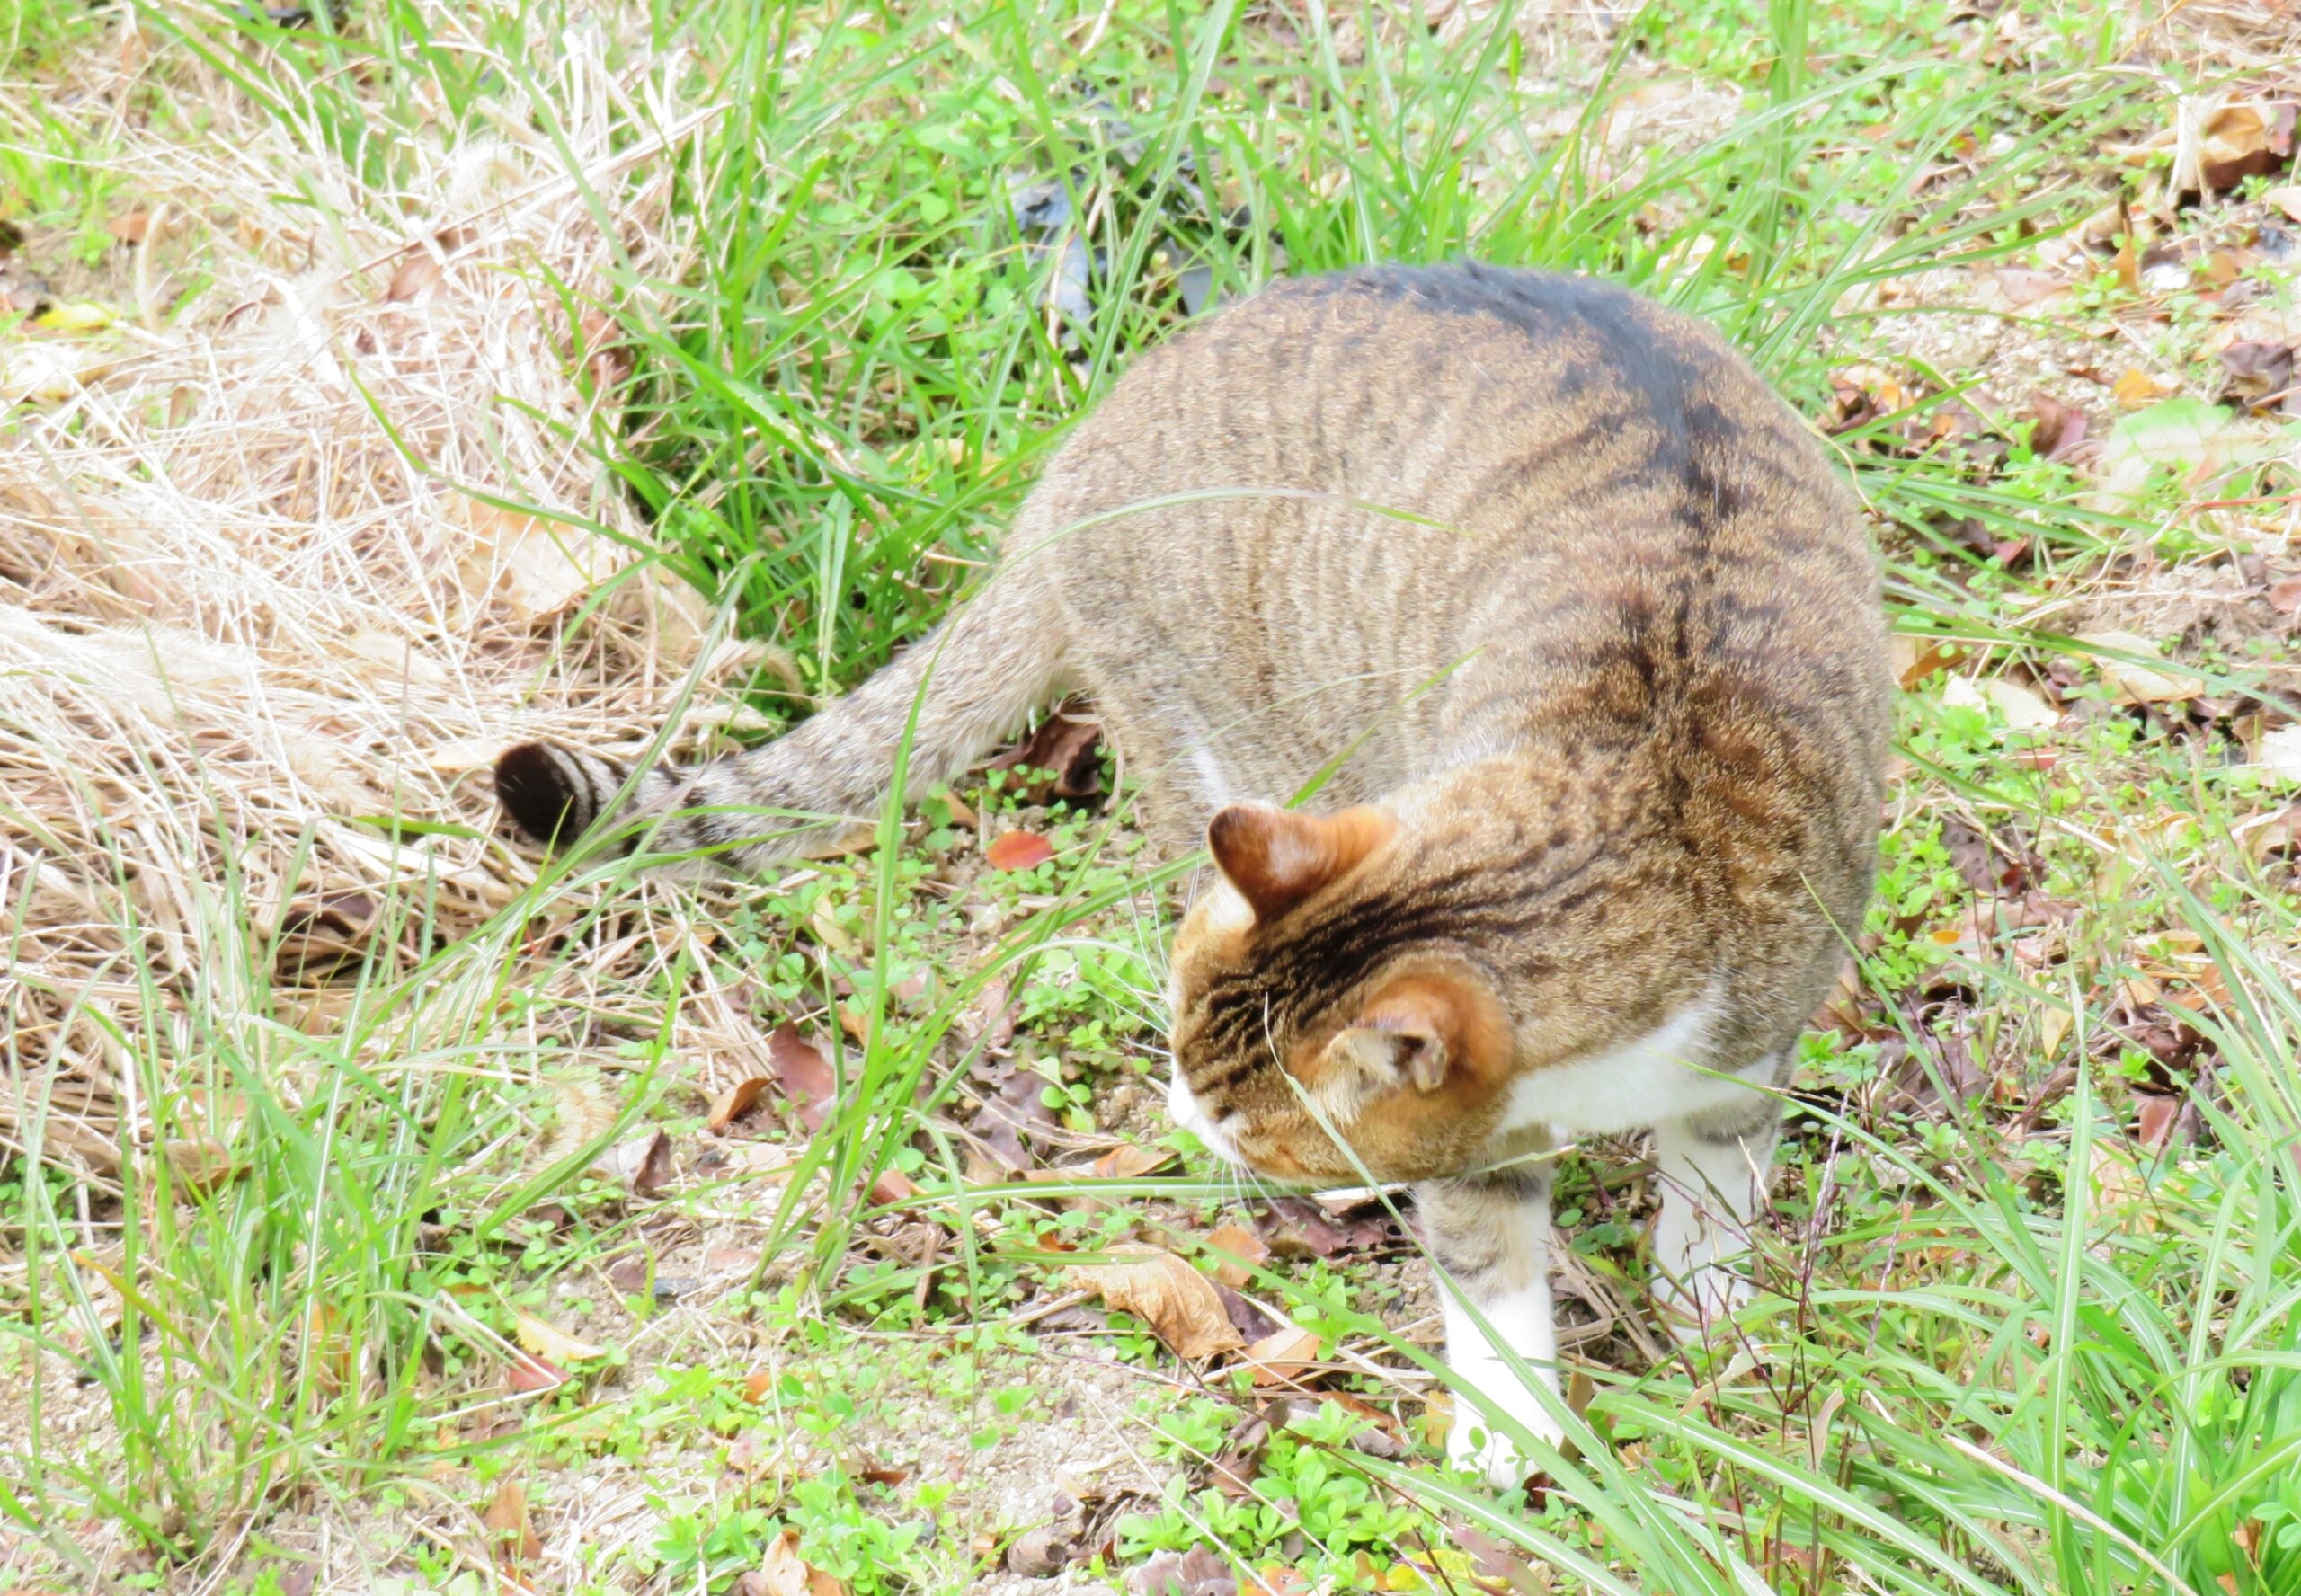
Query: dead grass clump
xmin=0 ymin=23 xmax=753 ymax=1180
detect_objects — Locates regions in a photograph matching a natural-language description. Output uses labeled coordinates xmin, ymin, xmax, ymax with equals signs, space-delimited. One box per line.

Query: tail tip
xmin=494 ymin=741 xmax=587 ymax=845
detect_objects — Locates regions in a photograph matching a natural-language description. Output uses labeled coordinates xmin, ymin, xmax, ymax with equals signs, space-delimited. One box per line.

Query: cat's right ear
xmin=1206 ymin=802 xmax=1397 ymax=921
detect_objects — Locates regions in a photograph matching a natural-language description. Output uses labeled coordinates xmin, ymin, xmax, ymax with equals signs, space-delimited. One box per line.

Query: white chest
xmin=1497 ymin=986 xmax=1758 ymax=1138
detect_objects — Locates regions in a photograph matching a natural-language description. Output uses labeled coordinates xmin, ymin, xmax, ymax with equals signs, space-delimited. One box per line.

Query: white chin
xmin=1168 ymin=1070 xmax=1244 ymax=1165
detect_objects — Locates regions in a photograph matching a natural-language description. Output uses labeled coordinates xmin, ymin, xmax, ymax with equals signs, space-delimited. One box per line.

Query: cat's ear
xmin=1205 ymin=803 xmax=1396 ymax=921
xmin=1319 ymin=973 xmax=1507 ymax=1096
xmin=1324 ymin=1020 xmax=1452 ymax=1094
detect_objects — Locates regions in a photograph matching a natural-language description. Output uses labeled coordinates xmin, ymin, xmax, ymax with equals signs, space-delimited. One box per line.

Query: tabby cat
xmin=495 ymin=264 xmax=1888 ymax=1486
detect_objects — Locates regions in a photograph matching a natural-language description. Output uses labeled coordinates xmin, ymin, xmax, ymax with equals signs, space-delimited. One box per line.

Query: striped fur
xmin=493 ymin=265 xmax=1889 ymax=1483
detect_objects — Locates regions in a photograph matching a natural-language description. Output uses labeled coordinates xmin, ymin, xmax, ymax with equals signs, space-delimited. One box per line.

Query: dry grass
xmin=0 ymin=22 xmax=768 ymax=1185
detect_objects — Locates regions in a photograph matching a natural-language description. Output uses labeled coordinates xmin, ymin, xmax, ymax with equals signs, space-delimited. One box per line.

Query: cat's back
xmin=1017 ymin=264 xmax=1886 ymax=829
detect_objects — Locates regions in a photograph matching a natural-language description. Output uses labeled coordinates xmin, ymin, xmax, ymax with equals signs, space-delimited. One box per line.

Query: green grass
xmin=5 ymin=0 xmax=2300 ymax=1591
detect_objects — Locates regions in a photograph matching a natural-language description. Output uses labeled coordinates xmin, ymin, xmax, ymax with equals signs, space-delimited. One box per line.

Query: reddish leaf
xmin=505 ymin=1352 xmax=567 ymax=1394
xmin=986 ymin=830 xmax=1055 ymax=872
xmin=2269 ymin=575 xmax=2301 ymax=616
xmin=2135 ymin=1093 xmax=2181 ymax=1154
xmin=769 ymin=1024 xmax=836 ymax=1131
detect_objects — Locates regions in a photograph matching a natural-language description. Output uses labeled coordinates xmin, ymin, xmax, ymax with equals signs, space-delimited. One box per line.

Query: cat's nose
xmin=1167 ymin=1070 xmax=1240 ymax=1163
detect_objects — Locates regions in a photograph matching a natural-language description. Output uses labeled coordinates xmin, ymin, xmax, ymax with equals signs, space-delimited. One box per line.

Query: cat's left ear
xmin=1318 ymin=972 xmax=1509 ymax=1095
xmin=1206 ymin=802 xmax=1397 ymax=921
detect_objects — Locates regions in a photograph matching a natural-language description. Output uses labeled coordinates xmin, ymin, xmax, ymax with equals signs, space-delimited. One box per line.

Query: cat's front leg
xmin=1418 ymin=1165 xmax=1561 ymax=1488
xmin=1650 ymin=1078 xmax=1781 ymax=1339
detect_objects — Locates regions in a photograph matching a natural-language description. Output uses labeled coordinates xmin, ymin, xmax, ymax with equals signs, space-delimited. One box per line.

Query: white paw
xmin=1446 ymin=1382 xmax=1564 ymax=1489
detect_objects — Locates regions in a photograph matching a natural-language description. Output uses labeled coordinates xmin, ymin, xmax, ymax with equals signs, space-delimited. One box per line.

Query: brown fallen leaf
xmin=738 ymin=1529 xmax=848 ymax=1596
xmin=2219 ymin=341 xmax=2295 ymax=412
xmin=1203 ymin=1223 xmax=1270 ymax=1289
xmin=1092 ymin=1142 xmax=1174 ymax=1180
xmin=986 ymin=830 xmax=1055 ymax=872
xmin=105 ymin=209 xmax=155 ymax=245
xmin=2135 ymin=1093 xmax=2181 ymax=1155
xmin=1244 ymin=1326 xmax=1323 ymax=1386
xmin=2268 ymin=575 xmax=2301 ymax=616
xmin=1254 ymin=1194 xmax=1400 ymax=1259
xmin=2026 ymin=391 xmax=2090 ymax=463
xmin=514 ymin=1310 xmax=606 ymax=1365
xmin=484 ymin=1477 xmax=541 ymax=1566
xmin=1892 ymin=636 xmax=1960 ymax=691
xmin=707 ymin=1077 xmax=772 ymax=1134
xmin=2238 ymin=803 xmax=2301 ymax=864
xmin=1215 ymin=1281 xmax=1282 ymax=1343
xmin=2267 ymin=184 xmax=2301 ymax=222
xmin=594 ymin=1129 xmax=673 ymax=1198
xmin=964 ymin=1066 xmax=1059 ymax=1175
xmin=991 ymin=702 xmax=1106 ymax=802
xmin=868 ymin=1167 xmax=920 ymax=1205
xmin=768 ymin=1024 xmax=836 ymax=1130
xmin=1071 ymin=1245 xmax=1244 ymax=1360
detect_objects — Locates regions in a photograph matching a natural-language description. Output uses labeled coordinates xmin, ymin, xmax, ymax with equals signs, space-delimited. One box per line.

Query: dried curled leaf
xmin=1070 ymin=1245 xmax=1244 ymax=1359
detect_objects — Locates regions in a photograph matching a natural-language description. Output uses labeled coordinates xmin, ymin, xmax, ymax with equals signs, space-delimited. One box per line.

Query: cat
xmin=493 ymin=263 xmax=1889 ymax=1486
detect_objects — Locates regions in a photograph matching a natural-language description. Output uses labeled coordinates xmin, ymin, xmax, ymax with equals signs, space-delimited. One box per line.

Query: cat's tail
xmin=493 ymin=566 xmax=1070 ymax=872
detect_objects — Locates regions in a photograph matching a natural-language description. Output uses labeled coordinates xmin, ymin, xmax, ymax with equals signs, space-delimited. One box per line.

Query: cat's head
xmin=1165 ymin=802 xmax=1521 ymax=1184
